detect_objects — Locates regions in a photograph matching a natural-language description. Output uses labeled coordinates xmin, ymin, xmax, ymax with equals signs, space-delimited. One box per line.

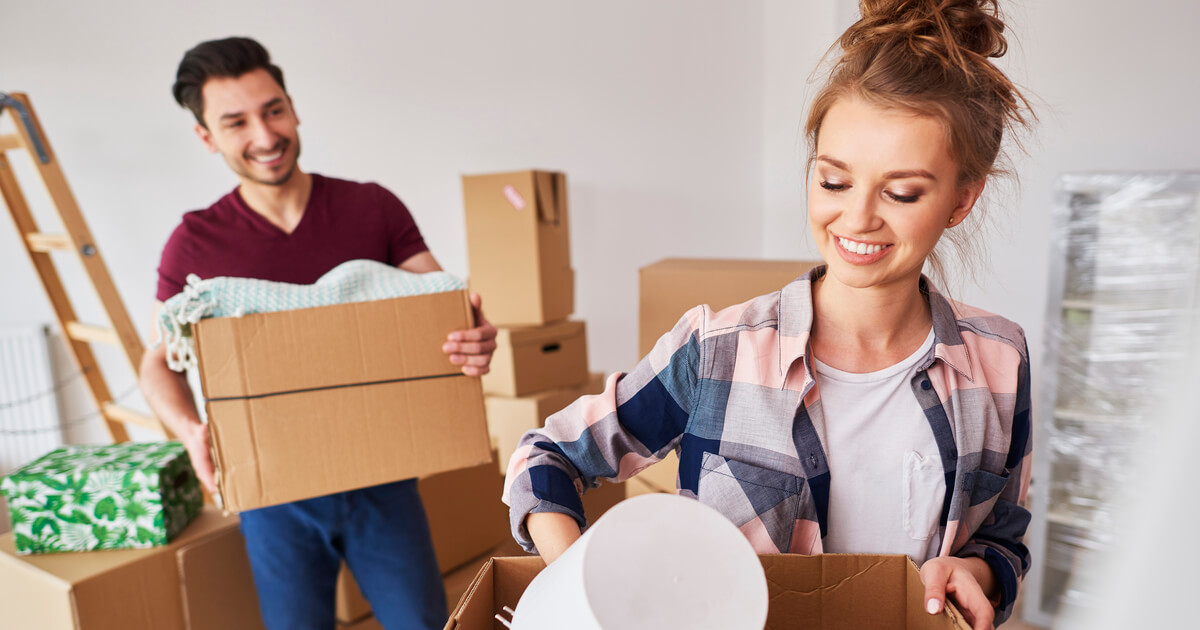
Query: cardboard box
xmin=1 ymin=441 xmax=203 ymax=554
xmin=336 ymin=451 xmax=510 ymax=622
xmin=445 ymin=554 xmax=968 ymax=630
xmin=422 ymin=450 xmax=510 ymax=575
xmin=639 ymin=258 xmax=821 ymax=357
xmin=335 ymin=565 xmax=372 ymax=624
xmin=485 ymin=372 xmax=606 ymax=472
xmin=175 ymin=514 xmax=265 ymax=630
xmin=581 ymin=480 xmax=626 ymax=522
xmin=192 ymin=291 xmax=493 ymax=512
xmin=338 ymin=616 xmax=383 ymax=630
xmin=462 ymin=170 xmax=574 ymax=326
xmin=636 ymin=258 xmax=820 ymax=494
xmin=482 ymin=320 xmax=588 ymax=397
xmin=630 ymin=451 xmax=680 ymax=495
xmin=0 ymin=508 xmax=263 ymax=630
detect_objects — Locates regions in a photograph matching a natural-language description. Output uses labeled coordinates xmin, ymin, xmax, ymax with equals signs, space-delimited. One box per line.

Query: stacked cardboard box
xmin=334 ymin=450 xmax=511 ymax=625
xmin=463 ymin=169 xmax=626 ymax=520
xmin=630 ymin=258 xmax=820 ymax=496
xmin=0 ymin=508 xmax=265 ymax=629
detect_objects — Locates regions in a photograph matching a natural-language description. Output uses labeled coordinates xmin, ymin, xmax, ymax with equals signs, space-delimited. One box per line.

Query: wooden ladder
xmin=0 ymin=91 xmax=166 ymax=442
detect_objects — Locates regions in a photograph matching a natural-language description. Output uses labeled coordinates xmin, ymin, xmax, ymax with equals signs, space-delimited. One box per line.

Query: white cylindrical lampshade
xmin=510 ymin=493 xmax=768 ymax=629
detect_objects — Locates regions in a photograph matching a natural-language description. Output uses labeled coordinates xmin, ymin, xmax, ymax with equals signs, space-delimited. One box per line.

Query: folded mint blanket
xmin=157 ymin=259 xmax=465 ymax=372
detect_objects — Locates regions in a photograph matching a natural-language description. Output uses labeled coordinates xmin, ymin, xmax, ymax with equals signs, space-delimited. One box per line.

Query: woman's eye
xmin=820 ymin=180 xmax=848 ymax=192
xmin=886 ymin=191 xmax=920 ymax=203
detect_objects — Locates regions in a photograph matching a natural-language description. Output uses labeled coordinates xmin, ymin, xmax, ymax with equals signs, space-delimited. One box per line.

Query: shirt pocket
xmin=697 ymin=452 xmax=805 ymax=553
xmin=902 ymin=450 xmax=944 ymax=542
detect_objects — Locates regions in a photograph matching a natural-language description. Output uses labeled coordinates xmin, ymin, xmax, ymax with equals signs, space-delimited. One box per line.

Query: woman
xmin=502 ymin=1 xmax=1032 ymax=628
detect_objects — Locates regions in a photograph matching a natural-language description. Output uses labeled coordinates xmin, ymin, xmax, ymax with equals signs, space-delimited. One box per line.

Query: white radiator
xmin=0 ymin=324 xmax=63 ymax=475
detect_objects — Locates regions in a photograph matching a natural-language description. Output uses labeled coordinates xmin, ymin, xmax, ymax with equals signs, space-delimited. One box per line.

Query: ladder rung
xmin=66 ymin=321 xmax=120 ymax=346
xmin=0 ymin=134 xmax=20 ymax=151
xmin=101 ymin=403 xmax=161 ymax=432
xmin=26 ymin=232 xmax=73 ymax=252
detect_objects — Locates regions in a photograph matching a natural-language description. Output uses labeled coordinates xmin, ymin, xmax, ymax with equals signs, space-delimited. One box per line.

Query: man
xmin=139 ymin=37 xmax=497 ymax=630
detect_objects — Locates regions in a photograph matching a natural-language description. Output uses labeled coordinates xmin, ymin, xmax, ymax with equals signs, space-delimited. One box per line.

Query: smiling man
xmin=139 ymin=37 xmax=496 ymax=630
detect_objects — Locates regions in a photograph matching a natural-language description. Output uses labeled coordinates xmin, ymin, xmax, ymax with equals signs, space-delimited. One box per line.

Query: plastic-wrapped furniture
xmin=1023 ymin=172 xmax=1200 ymax=626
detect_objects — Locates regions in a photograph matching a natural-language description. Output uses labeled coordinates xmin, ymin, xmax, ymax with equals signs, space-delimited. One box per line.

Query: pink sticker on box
xmin=502 ymin=184 xmax=527 ymax=210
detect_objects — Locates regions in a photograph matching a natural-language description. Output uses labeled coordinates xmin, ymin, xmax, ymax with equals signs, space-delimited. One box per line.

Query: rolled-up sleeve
xmin=954 ymin=342 xmax=1033 ymax=625
xmin=501 ymin=306 xmax=704 ymax=553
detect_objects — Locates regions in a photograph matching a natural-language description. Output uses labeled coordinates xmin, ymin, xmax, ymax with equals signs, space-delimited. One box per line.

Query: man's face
xmin=195 ymin=68 xmax=301 ymax=186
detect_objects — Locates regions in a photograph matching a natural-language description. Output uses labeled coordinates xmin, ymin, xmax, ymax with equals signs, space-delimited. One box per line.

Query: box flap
xmin=533 ymin=171 xmax=560 ymax=225
xmin=444 ymin=558 xmax=496 ymax=630
xmin=494 ymin=319 xmax=584 ymax=348
xmin=194 ymin=291 xmax=472 ymax=399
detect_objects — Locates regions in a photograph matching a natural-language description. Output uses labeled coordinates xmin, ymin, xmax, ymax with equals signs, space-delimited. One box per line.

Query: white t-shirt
xmin=815 ymin=327 xmax=944 ymax=563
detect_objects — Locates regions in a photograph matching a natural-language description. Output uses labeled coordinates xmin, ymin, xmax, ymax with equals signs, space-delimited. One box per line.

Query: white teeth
xmin=252 ymin=153 xmax=282 ymax=163
xmin=838 ymin=237 xmax=883 ymax=255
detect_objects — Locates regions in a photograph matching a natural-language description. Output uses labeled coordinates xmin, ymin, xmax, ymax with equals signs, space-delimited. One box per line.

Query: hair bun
xmin=850 ymin=0 xmax=1008 ymax=65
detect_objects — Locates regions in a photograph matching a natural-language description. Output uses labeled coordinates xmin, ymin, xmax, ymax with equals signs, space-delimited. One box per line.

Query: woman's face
xmin=808 ymin=96 xmax=982 ymax=292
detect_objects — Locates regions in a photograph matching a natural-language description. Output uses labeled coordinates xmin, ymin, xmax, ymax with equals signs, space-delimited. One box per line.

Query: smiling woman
xmin=503 ymin=2 xmax=1034 ymax=630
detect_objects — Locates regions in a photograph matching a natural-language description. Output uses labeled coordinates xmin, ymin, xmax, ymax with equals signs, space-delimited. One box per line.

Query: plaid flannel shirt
xmin=502 ymin=266 xmax=1033 ymax=624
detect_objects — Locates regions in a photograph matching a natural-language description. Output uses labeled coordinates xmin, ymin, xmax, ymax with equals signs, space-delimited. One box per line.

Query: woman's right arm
xmin=501 ymin=306 xmax=706 ymax=558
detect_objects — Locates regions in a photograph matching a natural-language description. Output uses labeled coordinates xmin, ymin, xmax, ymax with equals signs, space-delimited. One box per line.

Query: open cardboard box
xmin=192 ymin=291 xmax=492 ymax=512
xmin=445 ymin=553 xmax=968 ymax=630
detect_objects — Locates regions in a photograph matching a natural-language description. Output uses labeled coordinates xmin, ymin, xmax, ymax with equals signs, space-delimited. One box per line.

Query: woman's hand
xmin=526 ymin=512 xmax=582 ymax=565
xmin=442 ymin=293 xmax=498 ymax=376
xmin=920 ymin=556 xmax=997 ymax=630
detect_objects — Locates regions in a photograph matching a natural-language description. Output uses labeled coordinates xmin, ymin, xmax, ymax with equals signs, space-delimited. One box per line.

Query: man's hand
xmin=180 ymin=421 xmax=218 ymax=494
xmin=442 ymin=292 xmax=497 ymax=376
xmin=921 ymin=556 xmax=996 ymax=630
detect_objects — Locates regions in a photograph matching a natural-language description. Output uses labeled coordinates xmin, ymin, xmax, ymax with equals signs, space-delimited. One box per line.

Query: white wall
xmin=3 ymin=0 xmax=1199 ymax=445
xmin=0 ymin=1 xmax=765 ymax=441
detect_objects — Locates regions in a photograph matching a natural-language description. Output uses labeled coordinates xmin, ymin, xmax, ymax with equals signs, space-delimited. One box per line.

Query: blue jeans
xmin=239 ymin=478 xmax=447 ymax=630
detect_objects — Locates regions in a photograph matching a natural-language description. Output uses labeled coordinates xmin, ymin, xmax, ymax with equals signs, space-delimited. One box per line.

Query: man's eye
xmin=268 ymin=108 xmax=283 ymax=117
xmin=226 ymin=121 xmax=244 ymax=129
xmin=820 ymin=180 xmax=848 ymax=192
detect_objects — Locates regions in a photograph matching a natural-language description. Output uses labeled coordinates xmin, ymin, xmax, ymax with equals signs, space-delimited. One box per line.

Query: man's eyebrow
xmin=217 ymin=98 xmax=284 ymax=122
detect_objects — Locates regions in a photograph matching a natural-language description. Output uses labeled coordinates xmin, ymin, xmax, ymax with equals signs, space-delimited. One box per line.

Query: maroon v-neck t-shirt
xmin=156 ymin=173 xmax=428 ymax=301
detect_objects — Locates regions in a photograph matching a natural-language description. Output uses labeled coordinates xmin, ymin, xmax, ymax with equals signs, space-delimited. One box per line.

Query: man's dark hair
xmin=172 ymin=37 xmax=286 ymax=126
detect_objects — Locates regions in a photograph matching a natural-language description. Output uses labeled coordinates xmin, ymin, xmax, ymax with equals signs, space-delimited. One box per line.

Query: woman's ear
xmin=949 ymin=180 xmax=986 ymax=227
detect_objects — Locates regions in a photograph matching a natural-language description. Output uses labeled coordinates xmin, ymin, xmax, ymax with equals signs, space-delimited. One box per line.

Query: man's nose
xmin=248 ymin=117 xmax=280 ymax=149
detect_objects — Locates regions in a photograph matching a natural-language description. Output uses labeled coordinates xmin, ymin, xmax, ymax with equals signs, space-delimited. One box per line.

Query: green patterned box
xmin=0 ymin=441 xmax=202 ymax=555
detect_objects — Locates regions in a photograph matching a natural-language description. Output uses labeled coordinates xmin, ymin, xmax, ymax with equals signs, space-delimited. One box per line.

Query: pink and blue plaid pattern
xmin=503 ymin=266 xmax=1032 ymax=624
